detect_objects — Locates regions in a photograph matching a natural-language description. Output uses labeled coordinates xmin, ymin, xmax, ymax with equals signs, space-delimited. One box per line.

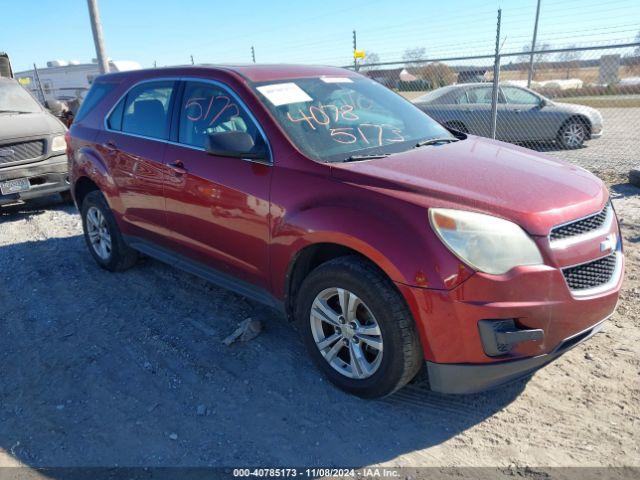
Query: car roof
xmin=98 ymin=64 xmax=359 ymax=84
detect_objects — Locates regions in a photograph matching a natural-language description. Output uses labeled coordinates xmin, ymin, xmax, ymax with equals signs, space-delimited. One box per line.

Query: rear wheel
xmin=558 ymin=119 xmax=588 ymax=149
xmin=296 ymin=256 xmax=423 ymax=398
xmin=80 ymin=190 xmax=138 ymax=271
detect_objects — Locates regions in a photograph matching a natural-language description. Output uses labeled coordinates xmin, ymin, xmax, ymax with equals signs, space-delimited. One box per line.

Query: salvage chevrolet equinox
xmin=67 ymin=65 xmax=624 ymax=398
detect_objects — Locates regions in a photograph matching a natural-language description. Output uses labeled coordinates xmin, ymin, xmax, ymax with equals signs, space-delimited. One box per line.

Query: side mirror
xmin=205 ymin=131 xmax=267 ymax=160
xmin=538 ymin=98 xmax=547 ymax=109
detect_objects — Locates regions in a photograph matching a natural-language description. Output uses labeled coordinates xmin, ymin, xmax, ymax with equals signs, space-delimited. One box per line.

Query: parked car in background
xmin=0 ymin=76 xmax=70 ymax=205
xmin=413 ymin=83 xmax=603 ymax=149
xmin=67 ymin=65 xmax=622 ymax=398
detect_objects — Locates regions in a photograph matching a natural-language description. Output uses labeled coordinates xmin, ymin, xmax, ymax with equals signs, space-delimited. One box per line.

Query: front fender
xmin=270 ymin=204 xmax=473 ymax=298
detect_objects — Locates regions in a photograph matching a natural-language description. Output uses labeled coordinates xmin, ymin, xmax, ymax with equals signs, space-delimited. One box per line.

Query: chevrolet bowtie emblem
xmin=600 ymin=233 xmax=616 ymax=253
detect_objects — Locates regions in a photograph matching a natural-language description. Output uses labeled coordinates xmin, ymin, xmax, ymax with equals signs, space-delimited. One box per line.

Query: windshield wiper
xmin=343 ymin=153 xmax=391 ymax=162
xmin=0 ymin=110 xmax=31 ymax=114
xmin=415 ymin=137 xmax=459 ymax=148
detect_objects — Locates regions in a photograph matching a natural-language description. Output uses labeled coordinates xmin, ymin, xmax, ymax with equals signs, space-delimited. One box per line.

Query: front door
xmin=162 ymin=80 xmax=272 ymax=290
xmin=499 ymin=86 xmax=557 ymax=142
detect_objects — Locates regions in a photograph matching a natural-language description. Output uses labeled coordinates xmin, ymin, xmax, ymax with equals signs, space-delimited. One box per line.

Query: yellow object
xmin=354 ymin=50 xmax=366 ymax=59
xmin=18 ymin=77 xmax=31 ymax=85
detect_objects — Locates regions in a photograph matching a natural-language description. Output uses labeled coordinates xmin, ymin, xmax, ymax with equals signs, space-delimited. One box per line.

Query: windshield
xmin=0 ymin=81 xmax=42 ymax=113
xmin=253 ymin=76 xmax=454 ymax=162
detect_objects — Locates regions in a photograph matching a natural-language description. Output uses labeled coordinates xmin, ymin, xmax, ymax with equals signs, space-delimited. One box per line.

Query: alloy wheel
xmin=309 ymin=287 xmax=383 ymax=379
xmin=562 ymin=122 xmax=586 ymax=148
xmin=86 ymin=206 xmax=112 ymax=260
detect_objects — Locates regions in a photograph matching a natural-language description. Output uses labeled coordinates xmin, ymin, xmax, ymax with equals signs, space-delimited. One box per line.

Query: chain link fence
xmin=354 ymin=42 xmax=640 ymax=179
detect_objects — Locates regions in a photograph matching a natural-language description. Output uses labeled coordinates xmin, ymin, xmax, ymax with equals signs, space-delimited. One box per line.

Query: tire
xmin=630 ymin=168 xmax=640 ymax=188
xmin=295 ymin=255 xmax=423 ymax=398
xmin=558 ymin=119 xmax=588 ymax=149
xmin=80 ymin=190 xmax=138 ymax=271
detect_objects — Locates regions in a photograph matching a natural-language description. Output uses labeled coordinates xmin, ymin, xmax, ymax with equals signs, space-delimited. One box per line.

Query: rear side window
xmin=75 ymin=82 xmax=116 ymax=123
xmin=120 ymin=80 xmax=175 ymax=139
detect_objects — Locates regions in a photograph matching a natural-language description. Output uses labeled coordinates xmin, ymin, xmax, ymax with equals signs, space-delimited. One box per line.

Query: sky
xmin=2 ymin=0 xmax=639 ymax=73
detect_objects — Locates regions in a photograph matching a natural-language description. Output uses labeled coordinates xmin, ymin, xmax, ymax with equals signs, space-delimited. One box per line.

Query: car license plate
xmin=0 ymin=178 xmax=30 ymax=195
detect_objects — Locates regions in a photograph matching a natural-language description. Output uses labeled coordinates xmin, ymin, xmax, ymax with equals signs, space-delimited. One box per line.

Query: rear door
xmin=162 ymin=79 xmax=272 ymax=290
xmin=462 ymin=86 xmax=503 ymax=138
xmin=98 ymin=79 xmax=177 ymax=242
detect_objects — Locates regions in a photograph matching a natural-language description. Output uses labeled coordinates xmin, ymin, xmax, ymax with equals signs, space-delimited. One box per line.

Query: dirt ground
xmin=0 ymin=180 xmax=638 ymax=470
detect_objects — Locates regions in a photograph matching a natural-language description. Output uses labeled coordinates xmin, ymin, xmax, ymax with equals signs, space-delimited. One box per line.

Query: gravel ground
xmin=0 ymin=147 xmax=638 ymax=470
xmin=543 ymin=108 xmax=640 ymax=183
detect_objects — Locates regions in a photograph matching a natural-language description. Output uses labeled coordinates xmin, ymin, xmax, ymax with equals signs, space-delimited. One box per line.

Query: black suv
xmin=0 ymin=74 xmax=70 ymax=205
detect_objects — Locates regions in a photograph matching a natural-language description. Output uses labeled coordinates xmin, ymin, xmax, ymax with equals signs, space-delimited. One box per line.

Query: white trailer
xmin=14 ymin=59 xmax=140 ymax=105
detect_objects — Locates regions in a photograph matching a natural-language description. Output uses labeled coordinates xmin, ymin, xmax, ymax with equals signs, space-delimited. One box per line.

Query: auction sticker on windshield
xmin=256 ymin=82 xmax=312 ymax=106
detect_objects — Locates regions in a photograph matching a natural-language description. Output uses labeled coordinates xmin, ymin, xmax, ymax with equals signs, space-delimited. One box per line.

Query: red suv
xmin=67 ymin=65 xmax=623 ymax=398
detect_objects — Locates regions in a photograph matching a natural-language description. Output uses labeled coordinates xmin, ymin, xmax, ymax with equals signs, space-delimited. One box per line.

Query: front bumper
xmin=0 ymin=154 xmax=69 ymax=205
xmin=426 ymin=318 xmax=606 ymax=394
xmin=396 ymin=248 xmax=623 ymax=394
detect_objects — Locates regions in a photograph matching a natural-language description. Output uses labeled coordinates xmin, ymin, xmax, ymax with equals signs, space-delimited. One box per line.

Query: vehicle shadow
xmin=0 ymin=233 xmax=527 ymax=469
xmin=0 ymin=194 xmax=72 ymax=223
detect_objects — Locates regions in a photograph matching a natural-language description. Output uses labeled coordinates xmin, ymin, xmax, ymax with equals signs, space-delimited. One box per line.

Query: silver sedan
xmin=413 ymin=83 xmax=603 ymax=149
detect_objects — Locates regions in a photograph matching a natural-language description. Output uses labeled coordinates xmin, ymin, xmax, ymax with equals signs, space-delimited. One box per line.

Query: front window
xmin=502 ymin=86 xmax=541 ymax=105
xmin=253 ymin=76 xmax=453 ymax=162
xmin=0 ymin=80 xmax=42 ymax=113
xmin=178 ymin=80 xmax=264 ymax=151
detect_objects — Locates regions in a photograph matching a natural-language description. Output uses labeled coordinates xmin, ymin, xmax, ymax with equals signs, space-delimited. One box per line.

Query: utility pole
xmin=352 ymin=30 xmax=358 ymax=71
xmin=32 ymin=63 xmax=46 ymax=105
xmin=251 ymin=46 xmax=256 ymax=63
xmin=527 ymin=0 xmax=542 ymax=87
xmin=86 ymin=0 xmax=109 ymax=74
xmin=490 ymin=8 xmax=502 ymax=140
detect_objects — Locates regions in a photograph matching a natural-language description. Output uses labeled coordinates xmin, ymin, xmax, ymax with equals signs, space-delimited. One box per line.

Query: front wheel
xmin=296 ymin=256 xmax=423 ymax=398
xmin=558 ymin=119 xmax=588 ymax=149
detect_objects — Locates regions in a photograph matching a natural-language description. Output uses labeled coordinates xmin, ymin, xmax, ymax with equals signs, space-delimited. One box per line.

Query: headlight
xmin=51 ymin=135 xmax=66 ymax=153
xmin=429 ymin=208 xmax=543 ymax=275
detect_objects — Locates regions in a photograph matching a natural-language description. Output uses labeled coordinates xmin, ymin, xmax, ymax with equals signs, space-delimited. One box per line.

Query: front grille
xmin=562 ymin=253 xmax=617 ymax=292
xmin=550 ymin=203 xmax=610 ymax=241
xmin=0 ymin=140 xmax=46 ymax=166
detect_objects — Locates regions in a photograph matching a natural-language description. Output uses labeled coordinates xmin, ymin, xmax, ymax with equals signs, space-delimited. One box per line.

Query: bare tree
xmin=418 ymin=62 xmax=456 ymax=88
xmin=556 ymin=45 xmax=582 ymax=79
xmin=402 ymin=47 xmax=427 ymax=66
xmin=517 ymin=42 xmax=552 ymax=67
xmin=360 ymin=52 xmax=381 ymax=71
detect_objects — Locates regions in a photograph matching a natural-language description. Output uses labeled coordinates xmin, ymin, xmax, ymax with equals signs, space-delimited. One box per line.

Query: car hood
xmin=0 ymin=111 xmax=65 ymax=142
xmin=330 ymin=136 xmax=607 ymax=236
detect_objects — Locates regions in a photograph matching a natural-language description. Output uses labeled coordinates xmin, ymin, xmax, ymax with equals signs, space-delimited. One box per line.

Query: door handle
xmin=168 ymin=160 xmax=188 ymax=175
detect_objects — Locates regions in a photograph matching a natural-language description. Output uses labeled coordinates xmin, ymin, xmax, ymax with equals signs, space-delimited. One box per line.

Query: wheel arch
xmin=73 ymin=176 xmax=100 ymax=208
xmin=282 ymin=241 xmax=392 ymax=321
xmin=559 ymin=114 xmax=592 ymax=138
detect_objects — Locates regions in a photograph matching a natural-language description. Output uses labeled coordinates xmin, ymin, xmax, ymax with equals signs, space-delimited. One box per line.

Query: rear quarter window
xmin=75 ymin=82 xmax=117 ymax=123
